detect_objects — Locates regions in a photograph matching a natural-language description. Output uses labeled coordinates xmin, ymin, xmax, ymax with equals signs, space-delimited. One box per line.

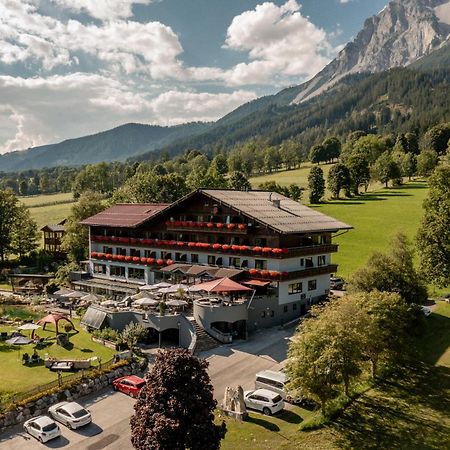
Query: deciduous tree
xmin=327 ymin=163 xmax=351 ymax=198
xmin=0 ymin=189 xmax=20 ymax=262
xmin=308 ymin=166 xmax=325 ymax=204
xmin=130 ymin=349 xmax=226 ymax=450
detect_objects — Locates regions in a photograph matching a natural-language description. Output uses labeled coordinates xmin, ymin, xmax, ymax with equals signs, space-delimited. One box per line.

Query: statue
xmin=221 ymin=385 xmax=248 ymax=421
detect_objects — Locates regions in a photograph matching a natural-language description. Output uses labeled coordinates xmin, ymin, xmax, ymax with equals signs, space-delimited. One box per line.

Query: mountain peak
xmin=292 ymin=0 xmax=450 ymax=104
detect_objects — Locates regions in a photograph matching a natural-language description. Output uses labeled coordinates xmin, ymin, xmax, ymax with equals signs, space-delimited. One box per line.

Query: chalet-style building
xmin=78 ymin=189 xmax=351 ymax=342
xmin=41 ymin=220 xmax=66 ymax=256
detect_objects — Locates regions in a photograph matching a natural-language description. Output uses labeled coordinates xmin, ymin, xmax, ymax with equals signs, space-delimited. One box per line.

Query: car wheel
xmin=130 ymin=392 xmax=136 ymax=398
xmin=262 ymin=407 xmax=272 ymax=416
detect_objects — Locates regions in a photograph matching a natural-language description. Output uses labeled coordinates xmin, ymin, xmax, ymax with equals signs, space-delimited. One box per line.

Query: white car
xmin=49 ymin=401 xmax=92 ymax=429
xmin=244 ymin=388 xmax=284 ymax=416
xmin=23 ymin=415 xmax=61 ymax=443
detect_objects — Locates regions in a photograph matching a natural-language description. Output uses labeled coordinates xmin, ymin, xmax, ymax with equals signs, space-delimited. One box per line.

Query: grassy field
xmin=221 ymin=301 xmax=450 ymax=450
xmin=316 ymin=181 xmax=429 ymax=279
xmin=19 ymin=192 xmax=74 ymax=208
xmin=0 ymin=317 xmax=115 ymax=397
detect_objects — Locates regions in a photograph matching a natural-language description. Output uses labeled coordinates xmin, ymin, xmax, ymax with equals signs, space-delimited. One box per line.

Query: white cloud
xmin=51 ymin=0 xmax=152 ymax=20
xmin=0 ymin=1 xmax=183 ymax=77
xmin=223 ymin=0 xmax=332 ymax=85
xmin=0 ymin=74 xmax=257 ymax=154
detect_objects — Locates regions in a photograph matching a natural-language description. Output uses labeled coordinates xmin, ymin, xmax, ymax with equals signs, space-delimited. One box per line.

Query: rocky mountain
xmin=0 ymin=122 xmax=210 ymax=172
xmin=218 ymin=0 xmax=450 ymax=125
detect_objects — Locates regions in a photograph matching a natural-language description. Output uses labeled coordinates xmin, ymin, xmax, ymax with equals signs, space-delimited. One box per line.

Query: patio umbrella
xmin=101 ymin=300 xmax=117 ymax=307
xmin=166 ymin=299 xmax=188 ymax=307
xmin=61 ymin=291 xmax=85 ymax=299
xmin=134 ymin=297 xmax=159 ymax=307
xmin=81 ymin=293 xmax=101 ymax=302
xmin=139 ymin=284 xmax=158 ymax=291
xmin=164 ymin=284 xmax=189 ymax=294
xmin=151 ymin=282 xmax=172 ymax=289
xmin=17 ymin=323 xmax=41 ymax=331
xmin=6 ymin=335 xmax=32 ymax=360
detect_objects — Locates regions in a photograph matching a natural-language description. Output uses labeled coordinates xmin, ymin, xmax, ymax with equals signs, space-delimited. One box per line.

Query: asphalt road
xmin=0 ymin=327 xmax=293 ymax=450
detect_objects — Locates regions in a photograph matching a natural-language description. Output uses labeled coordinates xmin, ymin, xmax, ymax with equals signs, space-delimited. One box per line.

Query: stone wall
xmin=0 ymin=361 xmax=142 ymax=432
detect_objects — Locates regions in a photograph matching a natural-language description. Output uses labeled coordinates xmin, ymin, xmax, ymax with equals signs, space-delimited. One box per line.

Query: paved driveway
xmin=0 ymin=326 xmax=294 ymax=449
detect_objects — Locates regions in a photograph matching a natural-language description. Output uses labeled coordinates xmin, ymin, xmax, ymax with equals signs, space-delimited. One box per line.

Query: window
xmin=308 ymin=280 xmax=317 ymax=291
xmin=116 ymin=247 xmax=126 ymax=256
xmin=103 ymin=246 xmax=113 ymax=254
xmin=255 ymin=238 xmax=267 ymax=246
xmin=293 ymin=303 xmax=297 ymax=311
xmin=191 ymin=254 xmax=199 ymax=263
xmin=305 ymin=257 xmax=314 ymax=268
xmin=216 ymin=257 xmax=223 ymax=266
xmin=130 ymin=248 xmax=140 ymax=257
xmin=229 ymin=257 xmax=241 ymax=268
xmin=318 ymin=255 xmax=326 ymax=266
xmin=93 ymin=264 xmax=106 ymax=275
xmin=162 ymin=251 xmax=172 ymax=259
xmin=283 ymin=305 xmax=288 ymax=313
xmin=270 ymin=310 xmax=275 ymax=317
xmin=300 ymin=258 xmax=304 ymax=267
xmin=129 ymin=268 xmax=145 ymax=280
xmin=144 ymin=250 xmax=156 ymax=258
xmin=110 ymin=265 xmax=125 ymax=277
xmin=176 ymin=253 xmax=187 ymax=262
xmin=255 ymin=259 xmax=267 ymax=270
xmin=318 ymin=235 xmax=328 ymax=245
xmin=208 ymin=255 xmax=216 ymax=265
xmin=288 ymin=283 xmax=303 ymax=294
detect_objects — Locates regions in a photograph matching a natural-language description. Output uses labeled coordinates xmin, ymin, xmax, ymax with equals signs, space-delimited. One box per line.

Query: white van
xmin=255 ymin=370 xmax=304 ymax=404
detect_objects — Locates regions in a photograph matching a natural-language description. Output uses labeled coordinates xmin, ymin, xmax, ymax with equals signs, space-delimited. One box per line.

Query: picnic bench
xmin=44 ymin=357 xmax=91 ymax=371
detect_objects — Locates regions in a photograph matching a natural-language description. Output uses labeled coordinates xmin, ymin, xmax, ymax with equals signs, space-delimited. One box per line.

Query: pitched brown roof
xmin=41 ymin=224 xmax=65 ymax=232
xmin=200 ymin=189 xmax=352 ymax=234
xmin=80 ymin=203 xmax=169 ymax=228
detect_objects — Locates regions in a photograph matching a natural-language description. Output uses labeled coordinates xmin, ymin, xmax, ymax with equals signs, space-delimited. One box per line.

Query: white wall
xmin=277 ymin=274 xmax=330 ymax=306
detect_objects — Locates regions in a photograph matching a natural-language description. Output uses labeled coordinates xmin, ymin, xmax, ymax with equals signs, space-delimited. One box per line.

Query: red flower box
xmin=231 ymin=245 xmax=240 ymax=251
xmin=270 ymin=271 xmax=280 ymax=278
xmin=249 ymin=269 xmax=259 ymax=275
xmin=252 ymin=246 xmax=262 ymax=253
xmin=174 ymin=221 xmax=182 ymax=227
xmin=199 ymin=222 xmax=206 ymax=228
xmin=177 ymin=241 xmax=185 ymax=247
xmin=90 ymin=252 xmax=98 ymax=258
xmin=282 ymin=248 xmax=289 ymax=254
xmin=262 ymin=247 xmax=272 ymax=253
xmin=272 ymin=248 xmax=282 ymax=254
xmin=207 ymin=223 xmax=214 ymax=228
xmin=222 ymin=245 xmax=231 ymax=251
xmin=105 ymin=253 xmax=113 ymax=260
xmin=260 ymin=270 xmax=270 ymax=278
xmin=181 ymin=221 xmax=189 ymax=227
xmin=188 ymin=242 xmax=197 ymax=248
xmin=212 ymin=244 xmax=222 ymax=250
xmin=227 ymin=224 xmax=236 ymax=230
xmin=125 ymin=256 xmax=132 ymax=262
xmin=132 ymin=256 xmax=140 ymax=263
xmin=147 ymin=258 xmax=155 ymax=265
xmin=216 ymin=223 xmax=224 ymax=229
xmin=166 ymin=259 xmax=174 ymax=265
xmin=156 ymin=259 xmax=164 ymax=265
xmin=140 ymin=257 xmax=147 ymax=264
xmin=282 ymin=271 xmax=289 ymax=278
xmin=240 ymin=245 xmax=249 ymax=251
xmin=202 ymin=243 xmax=211 ymax=249
xmin=238 ymin=224 xmax=246 ymax=230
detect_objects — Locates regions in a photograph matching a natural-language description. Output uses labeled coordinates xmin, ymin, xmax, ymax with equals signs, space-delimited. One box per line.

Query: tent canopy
xmin=190 ymin=277 xmax=252 ymax=293
xmin=36 ymin=314 xmax=75 ymax=335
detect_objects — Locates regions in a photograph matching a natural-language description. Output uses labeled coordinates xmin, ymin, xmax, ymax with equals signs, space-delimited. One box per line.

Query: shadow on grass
xmin=247 ymin=415 xmax=280 ymax=432
xmin=332 ymin=362 xmax=450 ymax=450
xmin=80 ymin=348 xmax=94 ymax=353
xmin=278 ymin=409 xmax=303 ymax=424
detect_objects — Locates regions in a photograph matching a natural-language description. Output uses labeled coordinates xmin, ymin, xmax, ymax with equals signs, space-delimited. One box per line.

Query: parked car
xmin=23 ymin=416 xmax=61 ymax=443
xmin=244 ymin=389 xmax=284 ymax=416
xmin=330 ymin=277 xmax=345 ymax=290
xmin=112 ymin=375 xmax=145 ymax=398
xmin=48 ymin=401 xmax=91 ymax=429
xmin=255 ymin=370 xmax=308 ymax=405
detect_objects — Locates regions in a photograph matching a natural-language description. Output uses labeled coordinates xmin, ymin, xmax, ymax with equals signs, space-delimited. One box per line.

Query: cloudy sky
xmin=0 ymin=0 xmax=388 ymax=154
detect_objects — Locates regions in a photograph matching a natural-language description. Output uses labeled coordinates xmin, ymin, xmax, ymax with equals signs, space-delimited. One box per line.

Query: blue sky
xmin=0 ymin=0 xmax=388 ymax=154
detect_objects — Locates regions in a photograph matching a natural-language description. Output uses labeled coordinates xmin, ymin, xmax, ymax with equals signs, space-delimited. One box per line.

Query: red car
xmin=112 ymin=375 xmax=145 ymax=398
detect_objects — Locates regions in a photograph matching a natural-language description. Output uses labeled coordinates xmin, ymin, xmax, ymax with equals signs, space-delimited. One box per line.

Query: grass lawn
xmin=220 ymin=302 xmax=450 ymax=450
xmin=0 ymin=318 xmax=115 ymax=398
xmin=313 ymin=181 xmax=429 ymax=280
xmin=19 ymin=192 xmax=74 ymax=208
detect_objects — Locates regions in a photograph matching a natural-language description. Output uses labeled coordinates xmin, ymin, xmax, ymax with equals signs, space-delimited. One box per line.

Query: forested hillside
xmin=135 ymin=62 xmax=450 ymax=163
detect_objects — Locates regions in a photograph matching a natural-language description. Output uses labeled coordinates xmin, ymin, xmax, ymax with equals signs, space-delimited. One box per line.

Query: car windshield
xmin=135 ymin=382 xmax=145 ymax=389
xmin=271 ymin=395 xmax=282 ymax=403
xmin=72 ymin=408 xmax=88 ymax=418
xmin=42 ymin=423 xmax=57 ymax=432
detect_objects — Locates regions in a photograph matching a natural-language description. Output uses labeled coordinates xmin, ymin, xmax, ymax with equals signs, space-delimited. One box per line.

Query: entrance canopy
xmin=190 ymin=277 xmax=252 ymax=293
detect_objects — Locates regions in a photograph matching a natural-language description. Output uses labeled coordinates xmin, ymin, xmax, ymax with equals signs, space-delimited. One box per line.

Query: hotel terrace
xmin=77 ymin=189 xmax=351 ymax=348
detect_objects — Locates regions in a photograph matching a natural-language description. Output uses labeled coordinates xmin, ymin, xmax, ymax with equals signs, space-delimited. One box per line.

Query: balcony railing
xmin=165 ymin=221 xmax=249 ymax=234
xmin=91 ymin=237 xmax=337 ymax=260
